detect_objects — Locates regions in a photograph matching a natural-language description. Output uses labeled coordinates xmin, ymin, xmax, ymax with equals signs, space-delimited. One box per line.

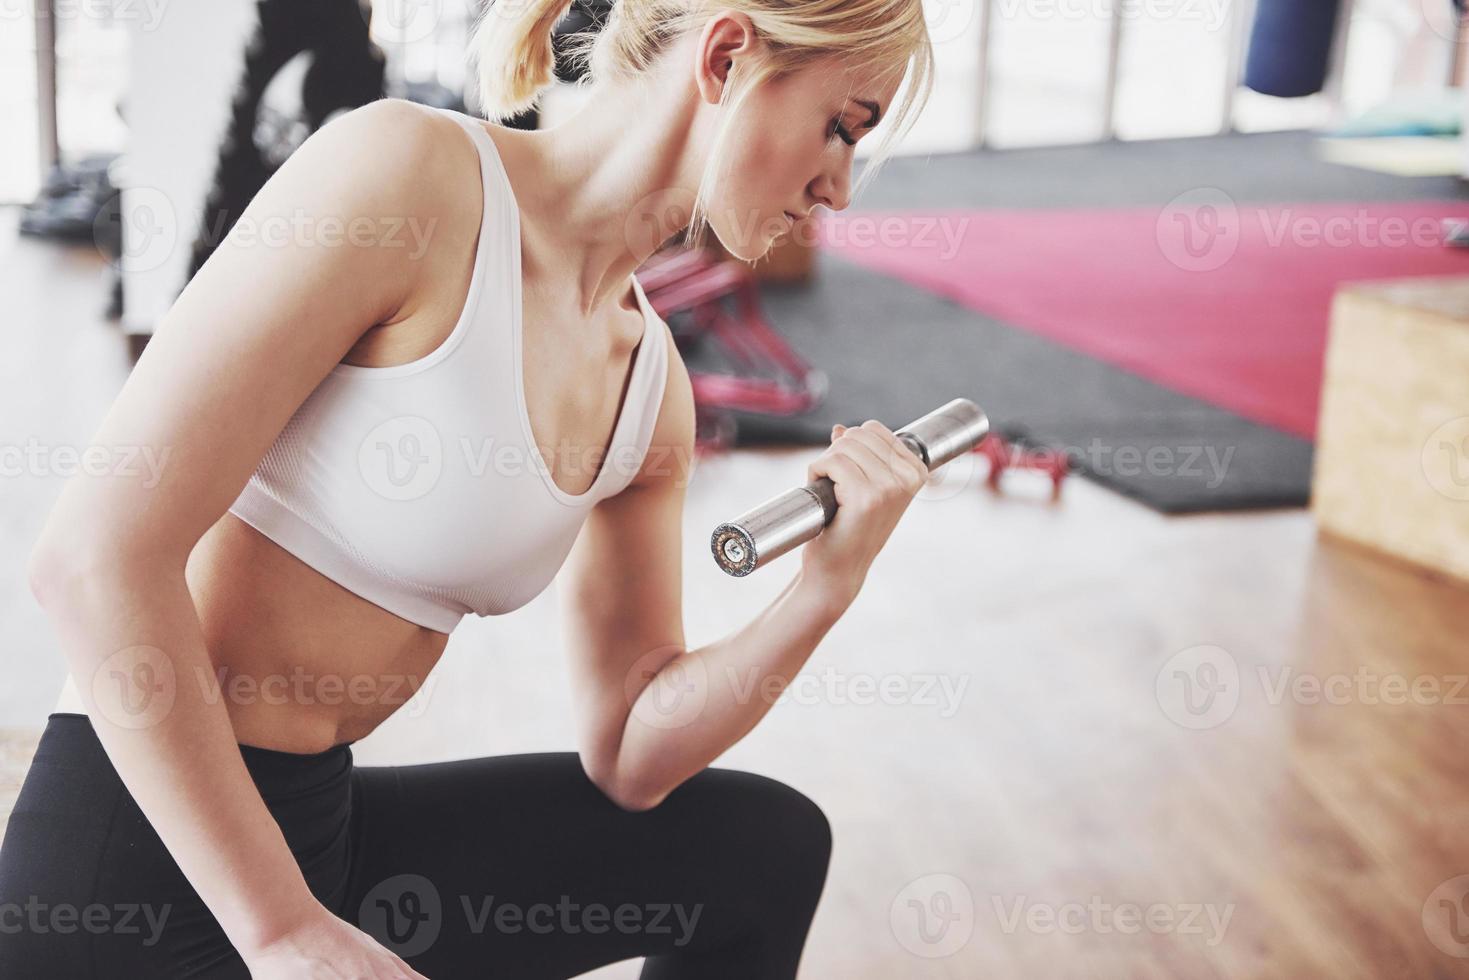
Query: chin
xmin=713 ymin=235 xmax=761 ymax=263
xmin=706 ymin=210 xmax=775 ymax=262
xmin=716 ymin=227 xmax=782 ymax=263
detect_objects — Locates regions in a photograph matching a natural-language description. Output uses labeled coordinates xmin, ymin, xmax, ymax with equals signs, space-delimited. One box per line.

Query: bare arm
xmin=25 ymin=98 xmax=453 ymax=973
xmin=559 ymin=342 xmax=926 ymax=811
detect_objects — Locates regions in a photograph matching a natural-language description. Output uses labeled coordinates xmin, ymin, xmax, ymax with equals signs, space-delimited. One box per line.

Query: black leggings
xmin=0 ymin=713 xmax=832 ymax=979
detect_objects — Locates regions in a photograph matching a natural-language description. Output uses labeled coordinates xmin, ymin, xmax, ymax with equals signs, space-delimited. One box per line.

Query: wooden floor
xmin=4 ymin=207 xmax=1469 ymax=978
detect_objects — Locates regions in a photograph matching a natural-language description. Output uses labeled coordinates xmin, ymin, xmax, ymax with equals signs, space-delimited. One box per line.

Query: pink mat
xmin=814 ymin=201 xmax=1469 ymax=439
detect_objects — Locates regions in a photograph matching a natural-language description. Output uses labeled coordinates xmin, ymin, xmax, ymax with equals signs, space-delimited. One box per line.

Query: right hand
xmin=243 ymin=903 xmax=429 ymax=979
xmin=798 ymin=420 xmax=929 ymax=604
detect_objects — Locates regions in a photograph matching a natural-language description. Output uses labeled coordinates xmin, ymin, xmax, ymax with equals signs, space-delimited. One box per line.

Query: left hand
xmin=798 ymin=419 xmax=930 ymax=605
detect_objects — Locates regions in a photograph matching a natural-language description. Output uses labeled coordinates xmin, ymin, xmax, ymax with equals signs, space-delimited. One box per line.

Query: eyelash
xmin=829 ymin=119 xmax=857 ymax=146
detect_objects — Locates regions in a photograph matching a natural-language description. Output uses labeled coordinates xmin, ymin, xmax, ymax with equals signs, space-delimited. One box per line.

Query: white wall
xmin=119 ymin=1 xmax=257 ymax=335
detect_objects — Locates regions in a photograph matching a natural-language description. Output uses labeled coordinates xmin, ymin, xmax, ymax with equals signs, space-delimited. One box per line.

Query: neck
xmin=511 ymin=65 xmax=712 ymax=320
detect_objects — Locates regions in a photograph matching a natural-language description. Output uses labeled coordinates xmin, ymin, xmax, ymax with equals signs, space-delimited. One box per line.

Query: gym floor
xmin=4 ymin=195 xmax=1469 ymax=980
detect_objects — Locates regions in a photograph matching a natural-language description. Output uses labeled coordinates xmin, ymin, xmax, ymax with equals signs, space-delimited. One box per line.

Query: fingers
xmin=827 ymin=426 xmax=886 ymax=489
xmin=807 ymin=446 xmax=870 ymax=506
xmin=837 ymin=431 xmax=904 ymax=494
xmin=860 ymin=419 xmax=930 ymax=485
xmin=829 ymin=420 xmax=928 ymax=494
xmin=862 ymin=420 xmax=929 ymax=490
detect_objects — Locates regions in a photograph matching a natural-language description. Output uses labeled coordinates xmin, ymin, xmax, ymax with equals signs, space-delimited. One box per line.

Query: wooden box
xmin=1312 ymin=277 xmax=1469 ymax=583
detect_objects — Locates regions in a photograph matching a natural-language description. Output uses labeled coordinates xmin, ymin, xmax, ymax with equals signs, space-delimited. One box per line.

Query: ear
xmin=692 ymin=11 xmax=759 ymax=106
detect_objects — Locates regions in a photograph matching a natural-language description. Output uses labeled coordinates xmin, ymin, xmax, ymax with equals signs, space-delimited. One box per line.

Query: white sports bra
xmin=225 ymin=106 xmax=670 ymax=634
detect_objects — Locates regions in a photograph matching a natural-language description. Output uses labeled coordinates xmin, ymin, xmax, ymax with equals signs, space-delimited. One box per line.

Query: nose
xmin=809 ymin=166 xmax=851 ymax=214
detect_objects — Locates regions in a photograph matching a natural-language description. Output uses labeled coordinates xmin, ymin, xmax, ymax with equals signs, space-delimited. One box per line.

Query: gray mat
xmin=697 ymin=254 xmax=1314 ymax=513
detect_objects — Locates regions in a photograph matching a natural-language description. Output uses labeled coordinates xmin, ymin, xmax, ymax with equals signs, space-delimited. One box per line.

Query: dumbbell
xmin=710 ymin=398 xmax=989 ymax=576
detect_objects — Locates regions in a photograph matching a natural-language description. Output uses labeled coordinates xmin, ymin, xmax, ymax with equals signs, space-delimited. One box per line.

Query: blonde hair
xmin=468 ymin=0 xmax=934 ymax=247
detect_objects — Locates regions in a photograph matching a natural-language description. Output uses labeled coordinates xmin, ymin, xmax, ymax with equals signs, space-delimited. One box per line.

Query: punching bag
xmin=183 ymin=0 xmax=385 ymax=286
xmin=1243 ymin=0 xmax=1342 ymax=98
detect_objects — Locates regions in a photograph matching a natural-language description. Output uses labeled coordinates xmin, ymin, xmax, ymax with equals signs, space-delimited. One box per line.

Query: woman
xmin=0 ymin=0 xmax=935 ymax=975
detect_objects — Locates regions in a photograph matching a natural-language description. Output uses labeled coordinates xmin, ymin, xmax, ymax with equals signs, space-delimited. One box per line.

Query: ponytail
xmin=470 ymin=0 xmax=578 ymax=122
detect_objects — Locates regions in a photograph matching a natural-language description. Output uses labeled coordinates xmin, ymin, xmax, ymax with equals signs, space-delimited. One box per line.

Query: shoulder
xmin=301 ymin=98 xmax=481 ymax=217
xmin=300 ymin=100 xmax=491 ymax=323
xmin=324 ymin=97 xmax=467 ymax=160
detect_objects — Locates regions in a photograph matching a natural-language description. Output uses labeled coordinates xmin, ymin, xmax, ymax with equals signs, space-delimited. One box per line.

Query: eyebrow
xmin=848 ymin=98 xmax=882 ymax=129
